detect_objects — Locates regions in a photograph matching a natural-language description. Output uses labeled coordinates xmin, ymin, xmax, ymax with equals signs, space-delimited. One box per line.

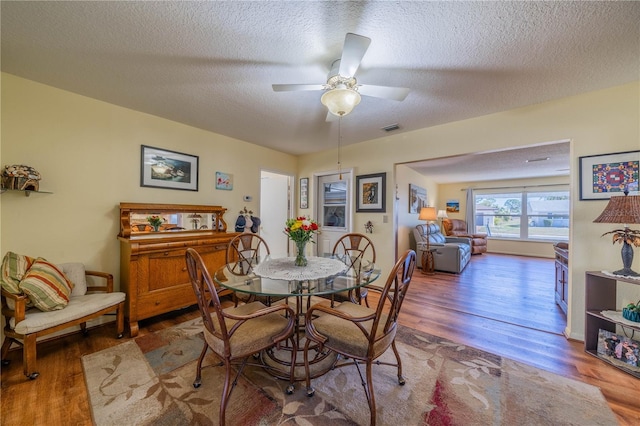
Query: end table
xmin=422 ymin=247 xmax=436 ymax=275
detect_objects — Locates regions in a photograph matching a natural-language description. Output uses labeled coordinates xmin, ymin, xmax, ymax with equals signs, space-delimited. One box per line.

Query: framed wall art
xmin=409 ymin=183 xmax=427 ymax=213
xmin=446 ymin=199 xmax=460 ymax=213
xmin=215 ymin=171 xmax=233 ymax=190
xmin=140 ymin=145 xmax=198 ymax=191
xmin=300 ymin=177 xmax=309 ymax=209
xmin=356 ymin=172 xmax=386 ymax=213
xmin=579 ymin=150 xmax=639 ymax=200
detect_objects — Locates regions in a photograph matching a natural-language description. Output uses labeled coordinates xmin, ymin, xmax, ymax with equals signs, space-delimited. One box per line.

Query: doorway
xmin=260 ymin=170 xmax=293 ymax=258
xmin=315 ymin=170 xmax=353 ymax=256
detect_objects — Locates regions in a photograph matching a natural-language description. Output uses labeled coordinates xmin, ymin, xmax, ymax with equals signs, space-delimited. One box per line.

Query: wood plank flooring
xmin=1 ymin=253 xmax=639 ymax=425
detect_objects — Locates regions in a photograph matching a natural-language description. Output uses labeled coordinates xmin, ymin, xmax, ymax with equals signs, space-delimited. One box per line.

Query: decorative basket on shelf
xmin=622 ymin=300 xmax=640 ymax=323
xmin=2 ymin=164 xmax=41 ymax=191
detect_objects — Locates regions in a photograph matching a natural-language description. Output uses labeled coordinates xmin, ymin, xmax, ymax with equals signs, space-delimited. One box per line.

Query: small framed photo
xmin=140 ymin=145 xmax=198 ymax=191
xmin=579 ymin=150 xmax=639 ymax=200
xmin=215 ymin=171 xmax=233 ymax=190
xmin=300 ymin=177 xmax=309 ymax=209
xmin=446 ymin=199 xmax=460 ymax=213
xmin=409 ymin=183 xmax=427 ymax=213
xmin=356 ymin=172 xmax=386 ymax=213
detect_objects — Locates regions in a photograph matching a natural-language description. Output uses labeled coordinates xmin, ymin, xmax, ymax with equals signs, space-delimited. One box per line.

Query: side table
xmin=422 ymin=247 xmax=436 ymax=275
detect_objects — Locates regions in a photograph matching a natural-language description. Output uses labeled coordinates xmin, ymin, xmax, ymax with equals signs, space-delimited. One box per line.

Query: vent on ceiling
xmin=381 ymin=123 xmax=400 ymax=132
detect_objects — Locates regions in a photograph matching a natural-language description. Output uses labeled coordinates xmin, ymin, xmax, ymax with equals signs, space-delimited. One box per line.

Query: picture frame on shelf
xmin=140 ymin=145 xmax=198 ymax=191
xmin=300 ymin=177 xmax=309 ymax=209
xmin=579 ymin=150 xmax=639 ymax=200
xmin=356 ymin=172 xmax=386 ymax=213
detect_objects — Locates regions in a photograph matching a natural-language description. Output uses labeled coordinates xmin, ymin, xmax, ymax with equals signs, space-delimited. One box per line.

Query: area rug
xmin=82 ymin=318 xmax=617 ymax=425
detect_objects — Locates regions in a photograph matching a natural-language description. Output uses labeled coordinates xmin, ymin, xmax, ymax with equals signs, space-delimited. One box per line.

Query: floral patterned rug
xmin=82 ymin=318 xmax=616 ymax=425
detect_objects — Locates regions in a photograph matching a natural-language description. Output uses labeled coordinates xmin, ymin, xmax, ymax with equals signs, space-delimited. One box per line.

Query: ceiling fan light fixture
xmin=321 ymin=86 xmax=361 ymax=116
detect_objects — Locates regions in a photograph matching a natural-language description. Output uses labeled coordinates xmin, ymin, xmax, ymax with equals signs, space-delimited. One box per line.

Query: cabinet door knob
xmin=155 ymin=301 xmax=160 ymax=305
xmin=182 ymin=267 xmax=187 ymax=272
xmin=164 ymin=252 xmax=169 ymax=256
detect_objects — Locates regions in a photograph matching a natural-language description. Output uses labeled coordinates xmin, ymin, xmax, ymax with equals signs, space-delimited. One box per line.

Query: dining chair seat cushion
xmin=311 ymin=302 xmax=394 ymax=359
xmin=204 ymin=301 xmax=291 ymax=357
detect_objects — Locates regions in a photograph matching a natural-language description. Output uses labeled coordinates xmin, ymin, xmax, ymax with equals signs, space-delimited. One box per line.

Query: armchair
xmin=413 ymin=224 xmax=471 ymax=273
xmin=443 ymin=218 xmax=488 ymax=254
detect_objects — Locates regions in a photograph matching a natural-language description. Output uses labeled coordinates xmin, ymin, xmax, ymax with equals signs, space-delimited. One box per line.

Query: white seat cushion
xmin=11 ymin=292 xmax=125 ymax=335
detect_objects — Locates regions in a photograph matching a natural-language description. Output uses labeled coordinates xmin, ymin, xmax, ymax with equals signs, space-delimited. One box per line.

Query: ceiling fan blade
xmin=358 ymin=84 xmax=410 ymax=101
xmin=338 ymin=33 xmax=371 ymax=77
xmin=272 ymin=84 xmax=325 ymax=92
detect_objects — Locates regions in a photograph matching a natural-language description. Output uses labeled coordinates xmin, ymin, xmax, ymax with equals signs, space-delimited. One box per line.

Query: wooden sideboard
xmin=118 ymin=202 xmax=237 ymax=336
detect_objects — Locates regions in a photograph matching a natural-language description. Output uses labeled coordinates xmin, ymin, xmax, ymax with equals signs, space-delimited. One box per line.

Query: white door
xmin=316 ymin=171 xmax=353 ymax=256
xmin=260 ymin=171 xmax=292 ymax=258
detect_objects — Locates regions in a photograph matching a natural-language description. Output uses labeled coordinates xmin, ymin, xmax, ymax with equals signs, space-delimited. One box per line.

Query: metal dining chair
xmin=303 ymin=249 xmax=417 ymax=426
xmin=185 ymin=248 xmax=297 ymax=426
xmin=330 ymin=233 xmax=377 ymax=306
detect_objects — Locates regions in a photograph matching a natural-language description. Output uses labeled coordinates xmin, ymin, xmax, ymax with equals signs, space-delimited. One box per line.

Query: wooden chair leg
xmin=23 ymin=334 xmax=39 ymax=379
xmin=115 ymin=303 xmax=125 ymax=338
xmin=1 ymin=336 xmax=13 ymax=364
xmin=80 ymin=322 xmax=88 ymax=336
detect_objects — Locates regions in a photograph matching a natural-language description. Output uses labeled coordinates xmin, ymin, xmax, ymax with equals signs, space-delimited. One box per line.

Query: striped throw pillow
xmin=19 ymin=258 xmax=74 ymax=311
xmin=1 ymin=251 xmax=35 ymax=295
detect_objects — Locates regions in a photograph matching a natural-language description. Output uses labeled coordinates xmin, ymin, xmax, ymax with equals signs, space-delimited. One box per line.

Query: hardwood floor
xmin=1 ymin=253 xmax=639 ymax=425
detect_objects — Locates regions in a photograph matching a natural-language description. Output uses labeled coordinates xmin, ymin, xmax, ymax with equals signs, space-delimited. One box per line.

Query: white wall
xmin=298 ymin=81 xmax=640 ymax=341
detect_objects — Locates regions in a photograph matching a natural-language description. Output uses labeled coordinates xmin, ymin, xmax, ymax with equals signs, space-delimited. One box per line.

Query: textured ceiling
xmin=1 ymin=1 xmax=638 ymax=178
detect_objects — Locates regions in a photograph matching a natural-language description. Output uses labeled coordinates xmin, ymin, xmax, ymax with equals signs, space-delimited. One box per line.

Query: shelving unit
xmin=585 ymin=271 xmax=640 ymax=378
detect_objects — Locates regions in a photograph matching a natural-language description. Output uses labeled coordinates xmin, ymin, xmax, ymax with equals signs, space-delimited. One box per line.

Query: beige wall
xmin=2 ymin=72 xmax=639 ymax=343
xmin=299 ymin=81 xmax=640 ymax=341
xmin=0 ymin=73 xmax=297 ymax=286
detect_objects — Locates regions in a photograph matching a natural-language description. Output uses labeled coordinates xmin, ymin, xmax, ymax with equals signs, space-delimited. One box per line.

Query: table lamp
xmin=593 ymin=190 xmax=640 ymax=277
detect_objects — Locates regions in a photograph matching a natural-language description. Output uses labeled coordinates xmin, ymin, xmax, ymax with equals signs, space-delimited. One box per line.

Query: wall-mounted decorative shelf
xmin=1 ymin=188 xmax=53 ymax=197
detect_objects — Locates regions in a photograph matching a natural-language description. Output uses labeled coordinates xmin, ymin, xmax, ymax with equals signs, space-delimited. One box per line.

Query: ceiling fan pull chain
xmin=338 ymin=114 xmax=343 ymax=180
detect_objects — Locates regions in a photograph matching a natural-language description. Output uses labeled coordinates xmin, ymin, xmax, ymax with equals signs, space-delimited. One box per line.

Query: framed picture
xmin=215 ymin=171 xmax=233 ymax=190
xmin=300 ymin=177 xmax=309 ymax=209
xmin=446 ymin=199 xmax=460 ymax=213
xmin=409 ymin=184 xmax=427 ymax=213
xmin=579 ymin=150 xmax=639 ymax=200
xmin=140 ymin=145 xmax=198 ymax=191
xmin=356 ymin=172 xmax=386 ymax=213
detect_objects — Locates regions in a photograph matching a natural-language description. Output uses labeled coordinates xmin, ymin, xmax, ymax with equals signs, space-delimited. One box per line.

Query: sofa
xmin=413 ymin=224 xmax=472 ymax=273
xmin=443 ymin=218 xmax=488 ymax=255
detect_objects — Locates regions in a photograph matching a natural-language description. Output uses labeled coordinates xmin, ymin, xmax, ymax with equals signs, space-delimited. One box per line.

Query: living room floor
xmin=1 ymin=253 xmax=638 ymax=424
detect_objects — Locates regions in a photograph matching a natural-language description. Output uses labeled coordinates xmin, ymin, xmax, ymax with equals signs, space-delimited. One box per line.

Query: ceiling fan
xmin=272 ymin=33 xmax=410 ymax=117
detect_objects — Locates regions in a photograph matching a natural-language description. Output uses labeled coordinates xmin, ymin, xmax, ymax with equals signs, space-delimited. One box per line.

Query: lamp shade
xmin=419 ymin=207 xmax=437 ymax=221
xmin=593 ymin=193 xmax=640 ymax=224
xmin=321 ymin=86 xmax=361 ymax=116
xmin=437 ymin=209 xmax=448 ymax=219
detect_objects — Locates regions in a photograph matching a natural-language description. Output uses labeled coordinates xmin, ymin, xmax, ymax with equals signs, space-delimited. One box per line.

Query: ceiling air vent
xmin=381 ymin=123 xmax=400 ymax=132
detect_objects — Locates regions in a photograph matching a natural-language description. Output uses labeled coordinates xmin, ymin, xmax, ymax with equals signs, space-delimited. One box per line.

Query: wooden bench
xmin=1 ymin=267 xmax=125 ymax=379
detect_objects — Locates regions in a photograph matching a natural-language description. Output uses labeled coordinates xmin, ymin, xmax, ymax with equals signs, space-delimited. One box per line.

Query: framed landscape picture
xmin=409 ymin=183 xmax=427 ymax=213
xmin=140 ymin=145 xmax=198 ymax=191
xmin=579 ymin=150 xmax=639 ymax=200
xmin=356 ymin=172 xmax=386 ymax=212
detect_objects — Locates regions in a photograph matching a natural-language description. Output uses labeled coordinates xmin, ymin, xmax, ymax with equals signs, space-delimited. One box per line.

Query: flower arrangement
xmin=623 ymin=300 xmax=640 ymax=323
xmin=285 ymin=216 xmax=319 ymax=266
xmin=284 ymin=216 xmax=319 ymax=244
xmin=147 ymin=215 xmax=164 ymax=230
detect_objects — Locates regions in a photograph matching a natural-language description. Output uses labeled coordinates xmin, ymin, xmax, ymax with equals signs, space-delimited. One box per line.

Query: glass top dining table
xmin=212 ymin=254 xmax=381 ymax=299
xmin=211 ymin=254 xmax=381 ymax=382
